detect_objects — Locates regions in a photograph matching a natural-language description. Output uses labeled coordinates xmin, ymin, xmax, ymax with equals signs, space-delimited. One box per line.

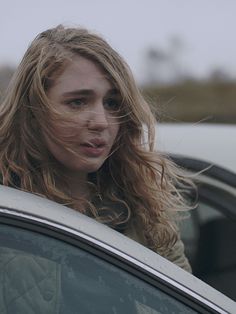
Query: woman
xmin=0 ymin=25 xmax=193 ymax=272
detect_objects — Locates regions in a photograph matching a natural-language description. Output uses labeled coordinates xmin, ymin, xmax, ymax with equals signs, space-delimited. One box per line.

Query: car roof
xmin=0 ymin=185 xmax=235 ymax=313
xmin=156 ymin=123 xmax=236 ymax=173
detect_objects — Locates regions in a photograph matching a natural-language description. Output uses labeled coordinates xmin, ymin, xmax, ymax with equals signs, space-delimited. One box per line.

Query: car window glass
xmin=197 ymin=202 xmax=224 ymax=222
xmin=0 ymin=223 xmax=198 ymax=314
xmin=180 ymin=201 xmax=236 ymax=301
xmin=180 ymin=201 xmax=226 ymax=262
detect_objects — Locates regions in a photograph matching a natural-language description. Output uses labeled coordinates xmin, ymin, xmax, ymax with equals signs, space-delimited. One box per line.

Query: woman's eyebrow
xmin=106 ymin=88 xmax=120 ymax=96
xmin=61 ymin=89 xmax=95 ymax=98
xmin=61 ymin=88 xmax=120 ymax=98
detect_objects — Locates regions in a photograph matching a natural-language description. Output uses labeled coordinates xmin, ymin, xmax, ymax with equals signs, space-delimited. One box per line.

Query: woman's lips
xmin=80 ymin=142 xmax=107 ymax=157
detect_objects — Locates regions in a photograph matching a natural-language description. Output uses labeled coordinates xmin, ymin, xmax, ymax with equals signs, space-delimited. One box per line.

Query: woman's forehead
xmin=47 ymin=56 xmax=119 ymax=98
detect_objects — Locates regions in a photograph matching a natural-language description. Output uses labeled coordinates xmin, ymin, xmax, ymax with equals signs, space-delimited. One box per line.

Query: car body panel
xmin=0 ymin=185 xmax=235 ymax=313
xmin=156 ymin=123 xmax=236 ymax=173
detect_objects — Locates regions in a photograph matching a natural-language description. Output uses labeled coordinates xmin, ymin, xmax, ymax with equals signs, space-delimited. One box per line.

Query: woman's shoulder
xmin=124 ymin=216 xmax=147 ymax=246
xmin=160 ymin=236 xmax=192 ymax=273
xmin=125 ymin=217 xmax=192 ymax=273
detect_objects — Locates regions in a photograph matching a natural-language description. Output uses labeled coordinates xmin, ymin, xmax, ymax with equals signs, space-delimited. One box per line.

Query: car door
xmin=0 ymin=185 xmax=235 ymax=314
xmin=172 ymin=156 xmax=236 ymax=301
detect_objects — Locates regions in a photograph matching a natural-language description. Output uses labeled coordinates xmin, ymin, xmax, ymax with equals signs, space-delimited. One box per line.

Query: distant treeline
xmin=142 ymin=80 xmax=236 ymax=124
xmin=1 ymin=65 xmax=236 ymax=124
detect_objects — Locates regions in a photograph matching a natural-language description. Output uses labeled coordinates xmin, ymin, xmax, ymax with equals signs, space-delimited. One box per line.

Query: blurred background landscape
xmin=1 ymin=0 xmax=235 ymax=124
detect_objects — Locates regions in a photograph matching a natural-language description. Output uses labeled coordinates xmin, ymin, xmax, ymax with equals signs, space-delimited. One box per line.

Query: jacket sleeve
xmin=125 ymin=219 xmax=192 ymax=273
xmin=159 ymin=235 xmax=192 ymax=273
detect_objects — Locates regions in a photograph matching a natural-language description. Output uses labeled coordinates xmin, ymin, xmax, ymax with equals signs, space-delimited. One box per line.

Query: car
xmin=156 ymin=123 xmax=236 ymax=173
xmin=0 ymin=184 xmax=235 ymax=313
xmin=156 ymin=123 xmax=236 ymax=302
xmin=171 ymin=154 xmax=236 ymax=302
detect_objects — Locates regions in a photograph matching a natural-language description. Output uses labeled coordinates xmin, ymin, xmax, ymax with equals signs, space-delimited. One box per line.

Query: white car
xmin=157 ymin=123 xmax=236 ymax=302
xmin=0 ymin=184 xmax=235 ymax=313
xmin=156 ymin=123 xmax=236 ymax=173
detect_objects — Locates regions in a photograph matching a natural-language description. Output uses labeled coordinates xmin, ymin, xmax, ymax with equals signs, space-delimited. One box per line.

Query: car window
xmin=180 ymin=202 xmax=222 ymax=262
xmin=180 ymin=201 xmax=236 ymax=301
xmin=0 ymin=223 xmax=198 ymax=314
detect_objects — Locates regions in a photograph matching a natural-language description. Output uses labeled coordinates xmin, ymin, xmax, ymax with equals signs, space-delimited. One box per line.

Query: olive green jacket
xmin=125 ymin=218 xmax=192 ymax=273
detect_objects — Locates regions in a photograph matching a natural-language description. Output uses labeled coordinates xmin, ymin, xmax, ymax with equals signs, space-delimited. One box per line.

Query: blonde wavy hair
xmin=0 ymin=25 xmax=194 ymax=251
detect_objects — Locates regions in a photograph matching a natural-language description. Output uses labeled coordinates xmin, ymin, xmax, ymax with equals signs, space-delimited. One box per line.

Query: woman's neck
xmin=60 ymin=170 xmax=90 ymax=200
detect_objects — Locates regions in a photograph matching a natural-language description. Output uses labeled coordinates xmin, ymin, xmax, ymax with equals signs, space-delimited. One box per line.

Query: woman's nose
xmin=87 ymin=102 xmax=109 ymax=131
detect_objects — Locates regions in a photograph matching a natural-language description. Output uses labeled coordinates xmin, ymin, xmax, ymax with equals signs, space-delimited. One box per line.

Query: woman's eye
xmin=105 ymin=98 xmax=121 ymax=111
xmin=67 ymin=98 xmax=86 ymax=108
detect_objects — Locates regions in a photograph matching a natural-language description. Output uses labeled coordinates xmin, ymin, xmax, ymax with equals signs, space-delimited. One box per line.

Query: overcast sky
xmin=1 ymin=0 xmax=235 ymax=83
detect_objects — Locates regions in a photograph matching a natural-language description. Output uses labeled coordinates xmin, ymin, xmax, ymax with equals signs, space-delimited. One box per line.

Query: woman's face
xmin=45 ymin=55 xmax=121 ymax=180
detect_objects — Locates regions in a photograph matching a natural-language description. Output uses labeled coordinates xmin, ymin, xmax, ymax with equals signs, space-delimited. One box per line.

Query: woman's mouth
xmin=80 ymin=140 xmax=107 ymax=157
